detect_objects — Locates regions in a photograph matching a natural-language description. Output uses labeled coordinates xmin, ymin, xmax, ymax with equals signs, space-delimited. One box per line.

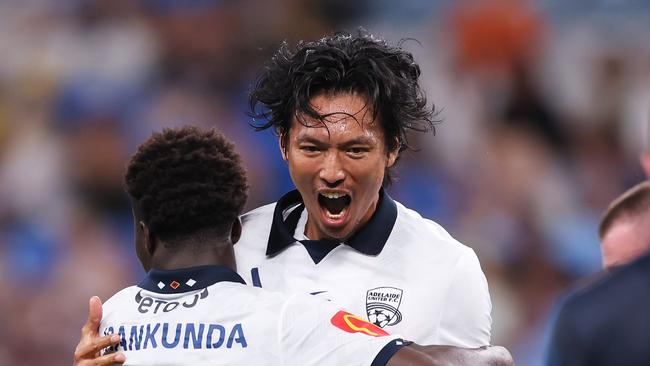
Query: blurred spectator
xmin=599 ymin=181 xmax=650 ymax=270
xmin=448 ymin=0 xmax=543 ymax=77
xmin=546 ymin=181 xmax=650 ymax=365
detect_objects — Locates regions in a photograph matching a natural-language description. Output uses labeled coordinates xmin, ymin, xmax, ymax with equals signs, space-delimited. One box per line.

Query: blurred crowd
xmin=0 ymin=0 xmax=649 ymax=365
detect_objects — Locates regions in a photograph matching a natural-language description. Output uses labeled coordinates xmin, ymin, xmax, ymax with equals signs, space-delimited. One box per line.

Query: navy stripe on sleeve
xmin=371 ymin=339 xmax=411 ymax=366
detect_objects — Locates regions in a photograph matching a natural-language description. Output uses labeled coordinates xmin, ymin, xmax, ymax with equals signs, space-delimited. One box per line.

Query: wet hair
xmin=125 ymin=126 xmax=248 ymax=244
xmin=599 ymin=181 xmax=650 ymax=239
xmin=249 ymin=30 xmax=438 ymax=183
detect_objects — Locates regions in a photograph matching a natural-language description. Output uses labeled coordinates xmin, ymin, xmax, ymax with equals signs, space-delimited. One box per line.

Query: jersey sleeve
xmin=437 ymin=248 xmax=492 ymax=347
xmin=99 ymin=295 xmax=116 ymax=337
xmin=278 ymin=294 xmax=406 ymax=366
xmin=98 ymin=296 xmax=119 ymax=356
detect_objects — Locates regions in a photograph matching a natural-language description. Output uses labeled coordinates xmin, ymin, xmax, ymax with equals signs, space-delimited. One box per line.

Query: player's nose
xmin=319 ymin=152 xmax=346 ymax=186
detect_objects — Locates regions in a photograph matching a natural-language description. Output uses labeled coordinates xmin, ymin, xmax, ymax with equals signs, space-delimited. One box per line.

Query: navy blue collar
xmin=266 ymin=189 xmax=397 ymax=257
xmin=138 ymin=265 xmax=245 ymax=294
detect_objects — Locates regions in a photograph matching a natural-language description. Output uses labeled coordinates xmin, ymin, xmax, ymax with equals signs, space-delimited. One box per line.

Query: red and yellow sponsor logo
xmin=330 ymin=310 xmax=390 ymax=337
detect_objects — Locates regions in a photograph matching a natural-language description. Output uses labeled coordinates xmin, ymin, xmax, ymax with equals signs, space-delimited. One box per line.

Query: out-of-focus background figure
xmin=598 ymin=181 xmax=650 ymax=270
xmin=0 ymin=1 xmax=649 ymax=365
xmin=546 ymin=181 xmax=650 ymax=365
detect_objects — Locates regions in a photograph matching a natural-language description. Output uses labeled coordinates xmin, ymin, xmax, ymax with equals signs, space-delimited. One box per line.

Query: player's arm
xmin=73 ymin=296 xmax=125 ymax=366
xmin=387 ymin=344 xmax=514 ymax=366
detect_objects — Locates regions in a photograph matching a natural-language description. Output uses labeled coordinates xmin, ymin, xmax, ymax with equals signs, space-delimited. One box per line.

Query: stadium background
xmin=0 ymin=0 xmax=649 ymax=365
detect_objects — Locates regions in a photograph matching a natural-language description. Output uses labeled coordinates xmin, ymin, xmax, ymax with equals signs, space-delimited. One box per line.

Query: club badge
xmin=366 ymin=287 xmax=403 ymax=328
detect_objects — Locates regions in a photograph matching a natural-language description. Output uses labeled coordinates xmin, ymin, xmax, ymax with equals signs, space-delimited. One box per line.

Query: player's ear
xmin=230 ymin=218 xmax=242 ymax=245
xmin=278 ymin=130 xmax=288 ymax=161
xmin=140 ymin=221 xmax=156 ymax=255
xmin=386 ymin=138 xmax=399 ymax=168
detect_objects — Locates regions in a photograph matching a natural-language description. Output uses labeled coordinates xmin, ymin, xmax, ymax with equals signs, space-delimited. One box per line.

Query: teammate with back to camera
xmin=88 ymin=126 xmax=510 ymax=365
xmin=74 ymin=31 xmax=513 ymax=365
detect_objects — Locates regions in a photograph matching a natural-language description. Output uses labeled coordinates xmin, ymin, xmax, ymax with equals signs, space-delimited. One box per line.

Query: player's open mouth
xmin=318 ymin=192 xmax=351 ymax=219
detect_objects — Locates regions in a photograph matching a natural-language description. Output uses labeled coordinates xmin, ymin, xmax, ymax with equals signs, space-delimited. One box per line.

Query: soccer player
xmin=80 ymin=126 xmax=510 ymax=365
xmin=75 ymin=31 xmax=509 ymax=364
xmin=239 ymin=30 xmax=491 ymax=346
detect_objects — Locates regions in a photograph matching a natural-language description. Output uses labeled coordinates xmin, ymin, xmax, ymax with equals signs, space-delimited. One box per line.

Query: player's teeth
xmin=326 ymin=210 xmax=345 ymax=219
xmin=321 ymin=192 xmax=345 ymax=199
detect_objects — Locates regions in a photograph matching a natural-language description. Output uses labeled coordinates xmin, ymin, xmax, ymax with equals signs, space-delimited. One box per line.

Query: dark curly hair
xmin=249 ymin=30 xmax=438 ymax=181
xmin=125 ymin=126 xmax=248 ymax=244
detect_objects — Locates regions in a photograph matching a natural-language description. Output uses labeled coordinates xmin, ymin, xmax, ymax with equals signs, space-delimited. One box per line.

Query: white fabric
xmin=100 ymin=282 xmax=399 ymax=365
xmin=235 ymin=200 xmax=492 ymax=347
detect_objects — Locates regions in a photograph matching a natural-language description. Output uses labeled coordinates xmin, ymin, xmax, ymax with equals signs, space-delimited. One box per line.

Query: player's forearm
xmin=407 ymin=344 xmax=514 ymax=366
xmin=387 ymin=345 xmax=447 ymax=366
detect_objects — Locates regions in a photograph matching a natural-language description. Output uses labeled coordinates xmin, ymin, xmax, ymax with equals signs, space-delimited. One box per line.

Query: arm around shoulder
xmin=387 ymin=345 xmax=513 ymax=366
xmin=73 ymin=296 xmax=125 ymax=366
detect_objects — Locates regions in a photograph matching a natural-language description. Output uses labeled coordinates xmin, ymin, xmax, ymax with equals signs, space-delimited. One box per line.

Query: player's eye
xmin=347 ymin=147 xmax=368 ymax=157
xmin=300 ymin=145 xmax=320 ymax=153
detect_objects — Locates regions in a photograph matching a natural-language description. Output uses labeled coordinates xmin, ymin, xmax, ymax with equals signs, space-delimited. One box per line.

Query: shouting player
xmin=238 ymin=30 xmax=491 ymax=345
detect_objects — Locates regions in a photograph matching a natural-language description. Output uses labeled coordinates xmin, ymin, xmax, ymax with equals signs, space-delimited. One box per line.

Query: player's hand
xmin=73 ymin=296 xmax=126 ymax=366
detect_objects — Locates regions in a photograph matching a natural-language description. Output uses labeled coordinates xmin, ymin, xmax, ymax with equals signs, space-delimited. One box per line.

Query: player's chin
xmin=318 ymin=221 xmax=354 ymax=242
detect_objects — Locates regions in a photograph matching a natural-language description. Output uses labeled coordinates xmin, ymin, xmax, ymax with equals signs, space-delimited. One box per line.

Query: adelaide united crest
xmin=366 ymin=287 xmax=403 ymax=328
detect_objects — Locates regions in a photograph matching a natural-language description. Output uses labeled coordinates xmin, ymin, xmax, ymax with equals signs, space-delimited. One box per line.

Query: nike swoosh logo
xmin=309 ymin=291 xmax=328 ymax=295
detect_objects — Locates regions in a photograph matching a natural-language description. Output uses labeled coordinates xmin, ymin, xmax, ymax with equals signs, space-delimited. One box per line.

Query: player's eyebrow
xmin=295 ymin=135 xmax=329 ymax=147
xmin=294 ymin=135 xmax=376 ymax=148
xmin=338 ymin=136 xmax=375 ymax=148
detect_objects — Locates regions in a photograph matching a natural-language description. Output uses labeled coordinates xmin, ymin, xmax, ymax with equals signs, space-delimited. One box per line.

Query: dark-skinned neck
xmin=148 ymin=241 xmax=237 ymax=273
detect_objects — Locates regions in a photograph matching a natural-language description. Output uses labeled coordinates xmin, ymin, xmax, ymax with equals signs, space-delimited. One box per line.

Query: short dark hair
xmin=125 ymin=126 xmax=248 ymax=242
xmin=249 ymin=30 xmax=438 ymax=182
xmin=599 ymin=181 xmax=650 ymax=239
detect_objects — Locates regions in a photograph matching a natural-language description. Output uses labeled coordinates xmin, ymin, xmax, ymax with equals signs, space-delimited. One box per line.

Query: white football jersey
xmin=100 ymin=266 xmax=405 ymax=366
xmin=235 ymin=189 xmax=492 ymax=347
